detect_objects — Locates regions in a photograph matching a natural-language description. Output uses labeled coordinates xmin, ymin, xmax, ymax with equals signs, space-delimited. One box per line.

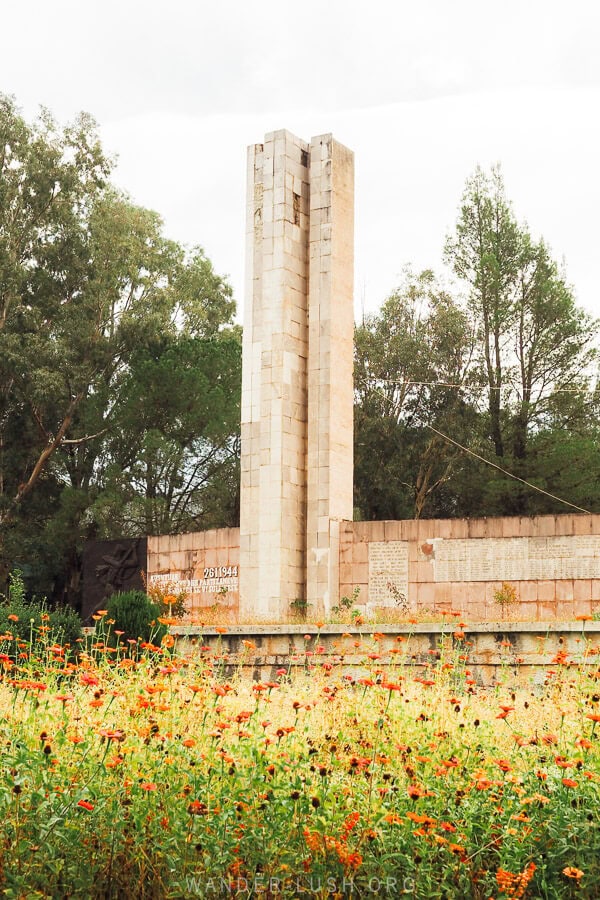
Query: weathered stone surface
xmin=170 ymin=621 xmax=600 ymax=687
xmin=240 ymin=131 xmax=354 ymax=620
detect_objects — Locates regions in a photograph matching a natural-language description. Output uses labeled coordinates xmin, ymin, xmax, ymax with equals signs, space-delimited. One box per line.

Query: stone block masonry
xmin=306 ymin=136 xmax=354 ymax=615
xmin=239 ymin=130 xmax=354 ymax=620
xmin=143 ymin=136 xmax=600 ymax=626
xmin=338 ymin=514 xmax=600 ymax=621
xmin=146 ymin=514 xmax=600 ymax=622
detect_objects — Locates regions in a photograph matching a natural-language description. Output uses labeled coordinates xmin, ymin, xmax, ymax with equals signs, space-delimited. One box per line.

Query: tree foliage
xmin=355 ymin=270 xmax=478 ymax=519
xmin=0 ymin=96 xmax=240 ymax=606
xmin=355 ymin=169 xmax=600 ymax=520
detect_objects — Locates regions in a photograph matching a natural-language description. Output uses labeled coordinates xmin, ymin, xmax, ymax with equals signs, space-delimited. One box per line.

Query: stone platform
xmin=171 ymin=621 xmax=600 ymax=687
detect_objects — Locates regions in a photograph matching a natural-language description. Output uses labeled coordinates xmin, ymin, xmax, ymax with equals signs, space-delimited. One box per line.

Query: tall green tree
xmin=356 ymin=171 xmax=599 ymax=521
xmin=444 ymin=166 xmax=598 ymax=514
xmin=443 ymin=166 xmax=521 ymax=458
xmin=0 ymin=96 xmax=240 ymax=604
xmin=0 ymin=96 xmax=110 ymax=526
xmin=90 ymin=331 xmax=241 ymax=538
xmin=445 ymin=166 xmax=597 ymax=459
xmin=354 ymin=270 xmax=478 ymax=519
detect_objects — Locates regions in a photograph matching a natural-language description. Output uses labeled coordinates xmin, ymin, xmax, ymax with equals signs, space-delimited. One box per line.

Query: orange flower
xmin=563 ymin=866 xmax=583 ymax=880
xmin=448 ymin=843 xmax=465 ymax=855
xmin=213 ymin=685 xmax=228 ymax=697
xmin=384 ymin=813 xmax=402 ymax=824
xmin=7 ymin=614 xmax=18 ymax=622
xmin=77 ymin=800 xmax=94 ymax=811
xmin=98 ymin=728 xmax=126 ymax=742
xmin=188 ymin=799 xmax=207 ymax=815
xmin=406 ymin=812 xmax=436 ymax=826
xmin=497 ymin=863 xmax=536 ymax=895
xmin=161 ymin=634 xmax=175 ymax=648
xmin=141 ymin=782 xmax=157 ymax=791
xmin=407 ymin=784 xmax=425 ymax=800
xmin=562 ymin=778 xmax=578 ymax=788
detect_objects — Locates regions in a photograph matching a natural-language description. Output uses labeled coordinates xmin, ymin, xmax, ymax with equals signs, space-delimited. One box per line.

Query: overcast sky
xmin=3 ymin=0 xmax=600 ymax=320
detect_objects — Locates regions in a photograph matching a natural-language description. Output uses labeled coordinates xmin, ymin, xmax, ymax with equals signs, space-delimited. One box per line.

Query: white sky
xmin=3 ymin=0 xmax=600 ymax=321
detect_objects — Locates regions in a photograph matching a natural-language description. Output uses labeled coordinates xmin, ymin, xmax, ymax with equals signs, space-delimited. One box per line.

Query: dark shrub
xmin=49 ymin=606 xmax=83 ymax=646
xmin=0 ymin=571 xmax=82 ymax=648
xmin=105 ymin=590 xmax=167 ymax=646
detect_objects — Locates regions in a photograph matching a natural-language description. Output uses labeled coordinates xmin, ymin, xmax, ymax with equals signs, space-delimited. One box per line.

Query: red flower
xmin=77 ymin=800 xmax=95 ymax=811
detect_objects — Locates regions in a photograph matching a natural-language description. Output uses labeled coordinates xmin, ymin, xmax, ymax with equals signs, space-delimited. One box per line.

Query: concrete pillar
xmin=240 ymin=130 xmax=354 ymax=620
xmin=306 ymin=136 xmax=355 ymax=616
xmin=240 ymin=131 xmax=311 ymax=618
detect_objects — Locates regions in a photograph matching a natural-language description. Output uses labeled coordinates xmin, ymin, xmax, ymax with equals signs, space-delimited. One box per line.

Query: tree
xmin=0 ymin=96 xmax=110 ymax=528
xmin=445 ymin=167 xmax=597 ymax=455
xmin=355 ymin=170 xmax=599 ymax=522
xmin=444 ymin=166 xmax=598 ymax=514
xmin=90 ymin=331 xmax=241 ymax=538
xmin=354 ymin=270 xmax=478 ymax=519
xmin=0 ymin=96 xmax=240 ymax=604
xmin=444 ymin=166 xmax=524 ymax=459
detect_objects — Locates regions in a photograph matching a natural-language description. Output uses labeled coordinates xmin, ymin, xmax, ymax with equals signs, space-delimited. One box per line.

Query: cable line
xmin=369 ymin=383 xmax=593 ymax=515
xmin=425 ymin=424 xmax=592 ymax=515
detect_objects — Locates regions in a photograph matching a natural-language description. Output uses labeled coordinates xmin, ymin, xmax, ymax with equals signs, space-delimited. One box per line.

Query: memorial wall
xmin=339 ymin=514 xmax=600 ymax=621
xmin=145 ymin=513 xmax=600 ymax=622
xmin=146 ymin=528 xmax=240 ymax=619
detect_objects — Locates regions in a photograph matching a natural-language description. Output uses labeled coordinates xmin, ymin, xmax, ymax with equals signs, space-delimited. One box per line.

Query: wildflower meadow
xmin=1 ymin=613 xmax=599 ymax=898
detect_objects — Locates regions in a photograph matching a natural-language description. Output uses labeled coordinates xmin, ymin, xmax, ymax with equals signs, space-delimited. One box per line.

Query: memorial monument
xmin=141 ymin=134 xmax=600 ymax=626
xmin=239 ymin=130 xmax=355 ymax=619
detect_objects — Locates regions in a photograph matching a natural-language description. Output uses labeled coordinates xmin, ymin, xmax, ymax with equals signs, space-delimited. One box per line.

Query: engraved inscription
xmin=429 ymin=536 xmax=600 ymax=582
xmin=149 ymin=570 xmax=239 ymax=595
xmin=369 ymin=541 xmax=409 ymax=607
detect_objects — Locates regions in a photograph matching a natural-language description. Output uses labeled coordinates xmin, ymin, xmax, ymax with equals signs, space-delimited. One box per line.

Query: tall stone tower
xmin=240 ymin=130 xmax=354 ymax=619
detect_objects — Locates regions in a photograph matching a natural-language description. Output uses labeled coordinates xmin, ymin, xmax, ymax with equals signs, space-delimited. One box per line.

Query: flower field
xmin=1 ymin=616 xmax=600 ymax=898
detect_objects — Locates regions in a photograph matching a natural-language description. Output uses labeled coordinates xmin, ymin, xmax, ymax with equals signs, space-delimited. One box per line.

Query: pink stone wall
xmin=339 ymin=515 xmax=600 ymax=622
xmin=147 ymin=529 xmax=239 ymax=621
xmin=148 ymin=515 xmax=600 ymax=622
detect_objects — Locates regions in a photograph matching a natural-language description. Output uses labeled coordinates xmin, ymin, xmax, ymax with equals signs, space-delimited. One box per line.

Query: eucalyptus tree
xmin=0 ymin=96 xmax=240 ymax=602
xmin=354 ymin=270 xmax=478 ymax=519
xmin=445 ymin=166 xmax=597 ymax=464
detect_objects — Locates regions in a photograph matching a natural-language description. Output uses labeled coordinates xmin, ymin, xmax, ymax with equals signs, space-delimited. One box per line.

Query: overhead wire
xmin=425 ymin=423 xmax=592 ymax=515
xmin=369 ymin=384 xmax=593 ymax=515
xmin=374 ymin=379 xmax=590 ymax=393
